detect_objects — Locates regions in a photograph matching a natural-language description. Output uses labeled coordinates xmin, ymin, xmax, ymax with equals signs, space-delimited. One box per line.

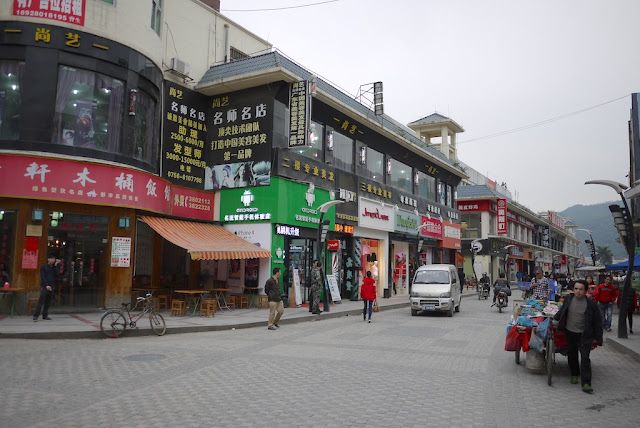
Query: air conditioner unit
xmin=170 ymin=57 xmax=190 ymax=76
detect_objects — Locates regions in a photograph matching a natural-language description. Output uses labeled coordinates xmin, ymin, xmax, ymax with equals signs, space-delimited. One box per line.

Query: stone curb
xmin=0 ymin=301 xmax=411 ymax=340
xmin=606 ymin=337 xmax=640 ymax=363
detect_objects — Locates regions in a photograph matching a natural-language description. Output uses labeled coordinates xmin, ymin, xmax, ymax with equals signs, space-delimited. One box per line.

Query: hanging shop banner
xmin=110 ymin=237 xmax=131 ymax=267
xmin=439 ymin=220 xmax=461 ymax=250
xmin=13 ymin=0 xmax=86 ymax=26
xmin=0 ymin=154 xmax=171 ymax=214
xmin=288 ymin=80 xmax=310 ymax=147
xmin=162 ymin=82 xmax=208 ymax=189
xmin=206 ymin=85 xmax=274 ymax=190
xmin=497 ymin=198 xmax=507 ymax=235
xmin=170 ymin=186 xmax=214 ymax=221
xmin=418 ymin=216 xmax=443 ymax=239
xmin=335 ymin=170 xmax=359 ymax=227
xmin=542 ymin=226 xmax=550 ymax=248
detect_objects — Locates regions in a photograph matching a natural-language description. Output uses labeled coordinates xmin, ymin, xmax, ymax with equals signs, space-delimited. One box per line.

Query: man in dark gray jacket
xmin=554 ymin=280 xmax=603 ymax=393
xmin=265 ymin=268 xmax=283 ymax=330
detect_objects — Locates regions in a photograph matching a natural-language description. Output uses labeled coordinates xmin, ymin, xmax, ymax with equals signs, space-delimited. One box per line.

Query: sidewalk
xmin=0 ymin=294 xmax=409 ymax=339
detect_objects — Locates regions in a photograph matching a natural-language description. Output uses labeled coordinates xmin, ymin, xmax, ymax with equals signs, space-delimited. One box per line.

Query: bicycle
xmin=100 ymin=294 xmax=166 ymax=338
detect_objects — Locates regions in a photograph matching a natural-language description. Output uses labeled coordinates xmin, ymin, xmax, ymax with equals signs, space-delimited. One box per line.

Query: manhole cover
xmin=123 ymin=354 xmax=165 ymax=362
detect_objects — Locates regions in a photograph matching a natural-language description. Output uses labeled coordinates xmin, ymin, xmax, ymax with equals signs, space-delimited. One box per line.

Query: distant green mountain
xmin=558 ymin=201 xmax=627 ymax=260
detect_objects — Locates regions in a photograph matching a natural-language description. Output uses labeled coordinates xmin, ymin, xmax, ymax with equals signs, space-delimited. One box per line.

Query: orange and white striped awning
xmin=140 ymin=216 xmax=272 ymax=260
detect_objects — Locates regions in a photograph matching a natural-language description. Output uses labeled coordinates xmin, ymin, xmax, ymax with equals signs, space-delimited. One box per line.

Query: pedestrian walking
xmin=458 ymin=268 xmax=465 ymax=294
xmin=596 ymin=275 xmax=616 ymax=332
xmin=33 ymin=254 xmax=59 ymax=322
xmin=554 ymin=280 xmax=603 ymax=393
xmin=361 ymin=271 xmax=376 ymax=323
xmin=265 ymin=268 xmax=284 ymax=330
xmin=617 ymin=286 xmax=638 ymax=334
xmin=310 ymin=260 xmax=323 ymax=315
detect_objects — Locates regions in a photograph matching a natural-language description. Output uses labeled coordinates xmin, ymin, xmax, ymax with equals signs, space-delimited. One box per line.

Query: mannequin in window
xmin=371 ymin=261 xmax=379 ymax=283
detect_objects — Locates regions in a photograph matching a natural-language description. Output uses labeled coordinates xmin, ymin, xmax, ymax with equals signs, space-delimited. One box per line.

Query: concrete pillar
xmin=440 ymin=125 xmax=449 ymax=158
xmin=481 ymin=211 xmax=491 ymax=237
xmin=450 ymin=132 xmax=457 ymax=159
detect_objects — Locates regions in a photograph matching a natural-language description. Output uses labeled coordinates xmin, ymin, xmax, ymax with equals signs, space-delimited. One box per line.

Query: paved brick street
xmin=1 ymin=293 xmax=639 ymax=427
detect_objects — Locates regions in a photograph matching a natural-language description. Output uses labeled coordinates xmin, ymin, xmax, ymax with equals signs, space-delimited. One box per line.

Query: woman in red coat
xmin=361 ymin=271 xmax=377 ymax=323
xmin=617 ymin=287 xmax=639 ymax=334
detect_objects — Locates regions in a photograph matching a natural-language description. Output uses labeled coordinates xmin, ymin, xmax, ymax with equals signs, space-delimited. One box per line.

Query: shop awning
xmin=140 ymin=216 xmax=272 ymax=260
xmin=457 ymin=253 xmax=465 ymax=263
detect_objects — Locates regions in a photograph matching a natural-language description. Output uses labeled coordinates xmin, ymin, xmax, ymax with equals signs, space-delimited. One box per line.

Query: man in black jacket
xmin=554 ymin=280 xmax=603 ymax=393
xmin=33 ymin=254 xmax=59 ymax=322
xmin=265 ymin=268 xmax=283 ymax=330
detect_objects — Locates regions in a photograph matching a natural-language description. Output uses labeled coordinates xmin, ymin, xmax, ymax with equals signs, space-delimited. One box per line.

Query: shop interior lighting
xmin=386 ymin=159 xmax=392 ymax=175
xmin=326 ymin=130 xmax=333 ymax=151
xmin=360 ymin=146 xmax=366 ymax=164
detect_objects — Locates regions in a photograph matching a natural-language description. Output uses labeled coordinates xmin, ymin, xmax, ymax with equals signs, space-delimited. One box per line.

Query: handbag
xmin=372 ymin=299 xmax=380 ymax=312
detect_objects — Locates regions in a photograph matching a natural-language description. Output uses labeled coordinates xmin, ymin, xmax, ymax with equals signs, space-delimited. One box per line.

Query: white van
xmin=410 ymin=264 xmax=461 ymax=317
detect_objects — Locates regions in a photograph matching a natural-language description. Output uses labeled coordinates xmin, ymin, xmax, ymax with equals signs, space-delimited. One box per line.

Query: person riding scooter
xmin=479 ymin=273 xmax=491 ymax=298
xmin=492 ymin=273 xmax=511 ymax=306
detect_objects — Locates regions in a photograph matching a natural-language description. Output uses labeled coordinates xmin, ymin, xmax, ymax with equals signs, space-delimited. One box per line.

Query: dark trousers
xmin=566 ymin=330 xmax=592 ymax=386
xmin=363 ymin=300 xmax=373 ymax=320
xmin=626 ymin=311 xmax=633 ymax=331
xmin=33 ymin=288 xmax=52 ymax=319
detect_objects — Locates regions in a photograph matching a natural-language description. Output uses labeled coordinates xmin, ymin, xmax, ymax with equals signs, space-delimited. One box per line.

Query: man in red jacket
xmin=361 ymin=271 xmax=377 ymax=323
xmin=596 ymin=275 xmax=617 ymax=332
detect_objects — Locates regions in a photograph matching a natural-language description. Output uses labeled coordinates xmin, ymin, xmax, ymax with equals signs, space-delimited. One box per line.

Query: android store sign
xmin=224 ymin=189 xmax=272 ymax=222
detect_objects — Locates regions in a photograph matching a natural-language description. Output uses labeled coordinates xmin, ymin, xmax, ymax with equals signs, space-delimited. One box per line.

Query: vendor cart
xmin=507 ymin=308 xmax=567 ymax=386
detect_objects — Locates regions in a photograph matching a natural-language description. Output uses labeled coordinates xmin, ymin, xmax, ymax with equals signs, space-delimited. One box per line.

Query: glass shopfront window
xmin=0 ymin=61 xmax=24 ymax=140
xmin=131 ymin=89 xmax=159 ymax=164
xmin=417 ymin=171 xmax=436 ymax=201
xmin=357 ymin=143 xmax=384 ymax=182
xmin=52 ymin=66 xmax=124 ymax=153
xmin=390 ymin=158 xmax=411 ymax=192
xmin=438 ymin=180 xmax=446 ymax=206
xmin=296 ymin=120 xmax=323 ymax=162
xmin=332 ymin=131 xmax=353 ymax=172
xmin=447 ymin=184 xmax=453 ymax=207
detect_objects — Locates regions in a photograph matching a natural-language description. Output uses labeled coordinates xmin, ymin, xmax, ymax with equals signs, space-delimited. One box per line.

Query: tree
xmin=596 ymin=246 xmax=613 ymax=265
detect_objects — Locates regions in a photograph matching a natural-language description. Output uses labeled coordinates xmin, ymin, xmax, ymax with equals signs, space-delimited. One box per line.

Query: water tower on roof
xmin=407 ymin=113 xmax=464 ymax=160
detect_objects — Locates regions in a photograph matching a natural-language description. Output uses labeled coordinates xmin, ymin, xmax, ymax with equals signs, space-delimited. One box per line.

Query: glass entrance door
xmin=287 ymin=238 xmax=317 ymax=304
xmin=48 ymin=212 xmax=109 ymax=309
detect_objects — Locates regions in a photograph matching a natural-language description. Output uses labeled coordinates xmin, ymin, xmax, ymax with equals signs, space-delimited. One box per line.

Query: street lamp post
xmin=585 ymin=180 xmax=634 ymax=339
xmin=316 ymin=199 xmax=344 ymax=313
xmin=576 ymin=228 xmax=597 ymax=266
xmin=470 ymin=239 xmax=483 ymax=287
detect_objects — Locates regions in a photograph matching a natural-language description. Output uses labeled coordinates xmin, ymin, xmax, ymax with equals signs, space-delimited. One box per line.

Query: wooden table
xmin=175 ymin=289 xmax=209 ymax=316
xmin=243 ymin=287 xmax=263 ymax=308
xmin=0 ymin=288 xmax=25 ymax=316
xmin=211 ymin=288 xmax=232 ymax=311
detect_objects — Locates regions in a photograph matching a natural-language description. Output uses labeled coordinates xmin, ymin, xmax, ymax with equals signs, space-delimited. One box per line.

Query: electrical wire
xmin=222 ymin=0 xmax=340 ymax=12
xmin=458 ymin=94 xmax=629 ymax=144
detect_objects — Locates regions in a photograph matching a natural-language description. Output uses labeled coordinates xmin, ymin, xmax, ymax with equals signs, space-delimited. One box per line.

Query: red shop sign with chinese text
xmin=418 ymin=216 xmax=443 ymax=239
xmin=171 ymin=186 xmax=214 ymax=221
xmin=497 ymin=198 xmax=507 ymax=235
xmin=13 ymin=0 xmax=86 ymax=27
xmin=0 ymin=154 xmax=171 ymax=214
xmin=439 ymin=221 xmax=461 ymax=250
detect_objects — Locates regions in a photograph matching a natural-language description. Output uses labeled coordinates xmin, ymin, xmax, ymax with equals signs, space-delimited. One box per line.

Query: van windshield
xmin=414 ymin=270 xmax=450 ymax=284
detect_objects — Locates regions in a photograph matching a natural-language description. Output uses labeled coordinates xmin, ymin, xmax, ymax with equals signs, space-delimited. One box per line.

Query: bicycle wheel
xmin=149 ymin=311 xmax=166 ymax=336
xmin=100 ymin=309 xmax=127 ymax=338
xmin=546 ymin=334 xmax=555 ymax=386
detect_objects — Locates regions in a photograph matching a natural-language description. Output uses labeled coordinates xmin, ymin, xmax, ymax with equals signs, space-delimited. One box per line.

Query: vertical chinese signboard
xmin=497 ymin=198 xmax=507 ymax=235
xmin=162 ymin=82 xmax=208 ymax=189
xmin=288 ymin=80 xmax=309 ymax=148
xmin=206 ymin=85 xmax=274 ymax=190
xmin=13 ymin=0 xmax=86 ymax=26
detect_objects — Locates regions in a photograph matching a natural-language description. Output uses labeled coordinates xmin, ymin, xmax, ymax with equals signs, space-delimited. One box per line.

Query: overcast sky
xmin=222 ymin=0 xmax=639 ymax=214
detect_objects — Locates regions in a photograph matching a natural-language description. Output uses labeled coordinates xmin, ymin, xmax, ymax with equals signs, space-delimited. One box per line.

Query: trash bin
xmin=383 ymin=288 xmax=391 ymax=298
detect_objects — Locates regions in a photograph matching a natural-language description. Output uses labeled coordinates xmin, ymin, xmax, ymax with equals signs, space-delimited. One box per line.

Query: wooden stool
xmin=170 ymin=299 xmax=186 ymax=316
xmin=201 ymin=299 xmax=217 ymax=316
xmin=157 ymin=295 xmax=169 ymax=310
xmin=226 ymin=295 xmax=237 ymax=309
xmin=199 ymin=300 xmax=213 ymax=317
xmin=147 ymin=297 xmax=159 ymax=311
xmin=27 ymin=298 xmax=39 ymax=315
xmin=258 ymin=295 xmax=269 ymax=308
xmin=239 ymin=295 xmax=249 ymax=309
